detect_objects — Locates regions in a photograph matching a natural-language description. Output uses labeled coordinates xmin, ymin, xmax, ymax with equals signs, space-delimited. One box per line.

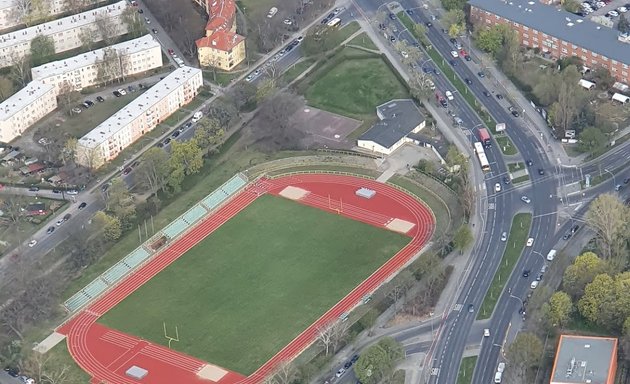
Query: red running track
xmin=58 ymin=174 xmax=434 ymax=384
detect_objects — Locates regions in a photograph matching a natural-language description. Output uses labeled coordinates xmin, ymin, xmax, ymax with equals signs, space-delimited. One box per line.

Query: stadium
xmin=56 ymin=172 xmax=435 ymax=384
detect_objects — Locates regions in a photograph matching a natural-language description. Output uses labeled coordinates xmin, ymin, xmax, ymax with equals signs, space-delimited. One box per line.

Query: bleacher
xmin=182 ymin=204 xmax=207 ymax=225
xmin=62 ymin=173 xmax=250 ymax=314
xmin=64 ymin=278 xmax=108 ymax=312
xmin=163 ymin=218 xmax=190 ymax=238
xmin=125 ymin=247 xmax=151 ymax=269
xmin=101 ymin=262 xmax=132 ymax=285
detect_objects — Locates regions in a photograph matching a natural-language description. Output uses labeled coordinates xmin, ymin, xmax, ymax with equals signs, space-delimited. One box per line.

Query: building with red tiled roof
xmin=193 ymin=0 xmax=246 ymax=70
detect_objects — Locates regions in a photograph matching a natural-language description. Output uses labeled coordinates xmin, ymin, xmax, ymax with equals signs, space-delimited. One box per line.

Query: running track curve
xmin=58 ymin=174 xmax=435 ymax=384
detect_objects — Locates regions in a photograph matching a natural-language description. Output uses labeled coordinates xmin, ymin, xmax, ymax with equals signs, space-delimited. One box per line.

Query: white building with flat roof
xmin=76 ymin=66 xmax=203 ymax=168
xmin=0 ymin=1 xmax=129 ymax=68
xmin=0 ymin=0 xmax=67 ymax=31
xmin=31 ymin=35 xmax=162 ymax=94
xmin=0 ymin=81 xmax=56 ymax=143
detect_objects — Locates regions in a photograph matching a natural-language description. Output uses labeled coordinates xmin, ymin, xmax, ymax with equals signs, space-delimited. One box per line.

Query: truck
xmin=478 ymin=127 xmax=491 ymax=148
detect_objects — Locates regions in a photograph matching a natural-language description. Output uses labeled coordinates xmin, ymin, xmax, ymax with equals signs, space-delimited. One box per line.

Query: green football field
xmin=98 ymin=194 xmax=410 ymax=375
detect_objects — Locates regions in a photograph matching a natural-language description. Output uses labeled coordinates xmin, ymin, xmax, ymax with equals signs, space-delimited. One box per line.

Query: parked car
xmin=71 ymin=107 xmax=82 ymax=114
xmin=78 ymin=202 xmax=87 ymax=210
xmin=63 ymin=213 xmax=71 ymax=221
xmin=152 ymin=28 xmax=158 ymax=34
xmin=171 ymin=131 xmax=180 ymax=138
xmin=122 ymin=167 xmax=132 ymax=175
xmin=478 ymin=71 xmax=485 ymax=77
xmin=46 ymin=226 xmax=55 ymax=234
xmin=66 ymin=189 xmax=78 ymax=195
xmin=163 ymin=138 xmax=171 ymax=145
xmin=521 ymin=196 xmax=531 ymax=204
xmin=500 ymin=232 xmax=507 ymax=241
xmin=28 ymin=186 xmax=39 ymax=191
xmin=96 ymin=96 xmax=105 ymax=102
xmin=113 ymin=90 xmax=122 ymax=97
xmin=28 ymin=240 xmax=37 ymax=247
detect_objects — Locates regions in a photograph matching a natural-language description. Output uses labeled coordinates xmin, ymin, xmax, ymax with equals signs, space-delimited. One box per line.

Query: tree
xmin=445 ymin=146 xmax=467 ymax=171
xmin=504 ymin=333 xmax=543 ymax=383
xmin=475 ymin=26 xmax=503 ymax=56
xmin=413 ymin=24 xmax=430 ymax=48
xmin=385 ymin=269 xmax=415 ymax=313
xmin=0 ymin=77 xmax=15 ymax=102
xmin=544 ymin=291 xmax=573 ymax=327
xmin=264 ymin=360 xmax=298 ymax=384
xmin=254 ymin=91 xmax=304 ymax=151
xmin=443 ymin=9 xmax=465 ymax=31
xmin=409 ymin=72 xmax=433 ymax=102
xmin=79 ymin=26 xmax=100 ymax=51
xmin=11 ymin=0 xmax=50 ymax=26
xmin=578 ymin=127 xmax=607 ymax=154
xmin=96 ymin=47 xmax=129 ymax=85
xmin=621 ymin=316 xmax=630 ymax=362
xmin=92 ymin=211 xmax=122 ymax=241
xmin=94 ymin=13 xmax=119 ymax=45
xmin=316 ymin=320 xmax=348 ymax=355
xmin=30 ymin=35 xmax=55 ymax=67
xmin=60 ymin=138 xmax=78 ymax=165
xmin=459 ymin=170 xmax=475 ymax=219
xmin=562 ymin=0 xmax=581 ymax=13
xmin=193 ymin=118 xmax=224 ymax=152
xmin=169 ymin=140 xmax=203 ymax=175
xmin=619 ymin=13 xmax=630 ymax=34
xmin=225 ymin=82 xmax=258 ymax=112
xmin=562 ymin=252 xmax=608 ymax=299
xmin=578 ymin=273 xmax=616 ymax=327
xmin=56 ymin=82 xmax=81 ymax=115
xmin=586 ymin=193 xmax=629 ymax=263
xmin=441 ymin=0 xmax=467 ymax=11
xmin=104 ymin=178 xmax=135 ymax=227
xmin=122 ymin=7 xmax=145 ymax=39
xmin=354 ymin=338 xmax=403 ymax=384
xmin=453 ymin=224 xmax=473 ymax=254
xmin=358 ymin=308 xmax=379 ymax=336
xmin=550 ymin=67 xmax=584 ymax=134
xmin=8 ymin=52 xmax=31 ymax=87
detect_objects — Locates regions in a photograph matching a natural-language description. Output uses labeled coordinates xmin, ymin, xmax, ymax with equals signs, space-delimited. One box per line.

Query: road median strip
xmin=477 ymin=213 xmax=532 ymax=320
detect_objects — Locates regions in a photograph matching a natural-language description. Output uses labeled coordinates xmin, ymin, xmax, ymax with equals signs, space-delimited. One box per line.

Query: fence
xmin=63 ymin=173 xmax=248 ymax=313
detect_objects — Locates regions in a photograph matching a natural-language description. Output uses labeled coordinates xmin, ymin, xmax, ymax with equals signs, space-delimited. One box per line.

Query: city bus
xmin=473 ymin=141 xmax=491 ymax=172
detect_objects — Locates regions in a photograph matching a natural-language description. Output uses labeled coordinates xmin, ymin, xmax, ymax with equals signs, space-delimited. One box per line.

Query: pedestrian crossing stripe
xmin=453 ymin=304 xmax=463 ymax=312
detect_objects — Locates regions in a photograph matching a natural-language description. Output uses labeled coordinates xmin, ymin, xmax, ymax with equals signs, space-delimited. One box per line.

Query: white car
xmin=283 ymin=18 xmax=292 ymax=25
xmin=521 ymin=196 xmax=531 ymax=204
xmin=335 ymin=368 xmax=346 ymax=378
xmin=530 ymin=280 xmax=539 ymax=289
xmin=484 ymin=328 xmax=490 ymax=337
xmin=497 ymin=362 xmax=505 ymax=373
xmin=118 ymin=88 xmax=127 ymax=96
xmin=526 ymin=237 xmax=534 ymax=247
xmin=28 ymin=240 xmax=37 ymax=247
xmin=401 ymin=51 xmax=409 ymax=58
xmin=445 ymin=90 xmax=454 ymax=100
xmin=607 ymin=10 xmax=619 ymax=17
xmin=245 ymin=75 xmax=253 ymax=82
xmin=494 ymin=183 xmax=501 ymax=192
xmin=56 ymin=219 xmax=65 ymax=226
xmin=619 ymin=6 xmax=628 ymax=12
xmin=192 ymin=111 xmax=203 ymax=123
xmin=500 ymin=232 xmax=507 ymax=242
xmin=450 ymin=50 xmax=459 ymax=58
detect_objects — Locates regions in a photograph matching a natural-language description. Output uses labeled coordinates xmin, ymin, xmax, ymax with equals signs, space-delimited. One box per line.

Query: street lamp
xmin=531 ymin=250 xmax=546 ymax=264
xmin=604 ymin=168 xmax=616 ymax=186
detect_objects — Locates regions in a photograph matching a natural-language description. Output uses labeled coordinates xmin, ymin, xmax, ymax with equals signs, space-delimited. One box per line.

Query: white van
xmin=546 ymin=249 xmax=557 ymax=261
xmin=267 ymin=7 xmax=278 ymax=18
xmin=494 ymin=371 xmax=502 ymax=383
xmin=192 ymin=111 xmax=203 ymax=123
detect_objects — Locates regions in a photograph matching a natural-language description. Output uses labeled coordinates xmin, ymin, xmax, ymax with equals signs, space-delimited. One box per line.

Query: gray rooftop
xmin=468 ymin=0 xmax=630 ymax=65
xmin=359 ymin=99 xmax=424 ymax=149
xmin=551 ymin=335 xmax=617 ymax=383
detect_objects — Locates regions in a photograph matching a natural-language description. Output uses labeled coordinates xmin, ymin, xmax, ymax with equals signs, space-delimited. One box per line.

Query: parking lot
xmin=578 ymin=0 xmax=630 ymax=27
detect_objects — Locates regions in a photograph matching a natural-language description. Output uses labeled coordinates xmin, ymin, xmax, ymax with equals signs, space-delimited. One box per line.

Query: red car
xmin=460 ymin=49 xmax=468 ymax=56
xmin=168 ymin=48 xmax=174 ymax=55
xmin=122 ymin=167 xmax=132 ymax=175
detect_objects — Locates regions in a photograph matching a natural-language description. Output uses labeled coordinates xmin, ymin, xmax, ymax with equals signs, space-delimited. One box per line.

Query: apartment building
xmin=75 ymin=66 xmax=203 ymax=168
xmin=0 ymin=1 xmax=129 ymax=68
xmin=194 ymin=0 xmax=246 ymax=70
xmin=0 ymin=0 xmax=66 ymax=31
xmin=550 ymin=335 xmax=617 ymax=384
xmin=31 ymin=34 xmax=162 ymax=94
xmin=0 ymin=81 xmax=56 ymax=143
xmin=469 ymin=0 xmax=630 ymax=84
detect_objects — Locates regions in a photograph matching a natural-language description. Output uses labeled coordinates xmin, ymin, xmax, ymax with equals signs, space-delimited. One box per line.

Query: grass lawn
xmin=507 ymin=162 xmax=525 ymax=173
xmin=512 ymin=174 xmax=530 ymax=184
xmin=495 ymin=136 xmax=518 ymax=155
xmin=283 ymin=59 xmax=316 ymax=84
xmin=61 ymin=91 xmax=145 ymax=138
xmin=348 ymin=32 xmax=378 ymax=50
xmin=99 ymin=194 xmax=409 ymax=374
xmin=477 ymin=213 xmax=532 ymax=320
xmin=305 ymin=56 xmax=408 ymax=116
xmin=456 ymin=356 xmax=478 ymax=384
xmin=185 ymin=89 xmax=213 ymax=110
xmin=161 ymin=110 xmax=190 ymax=127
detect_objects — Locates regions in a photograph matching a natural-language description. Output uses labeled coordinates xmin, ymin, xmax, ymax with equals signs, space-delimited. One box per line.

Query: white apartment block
xmin=31 ymin=34 xmax=162 ymax=94
xmin=76 ymin=66 xmax=203 ymax=168
xmin=0 ymin=0 xmax=67 ymax=31
xmin=0 ymin=1 xmax=129 ymax=68
xmin=0 ymin=80 xmax=56 ymax=143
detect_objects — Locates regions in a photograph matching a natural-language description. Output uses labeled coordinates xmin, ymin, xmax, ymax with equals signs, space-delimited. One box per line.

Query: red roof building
xmin=194 ymin=0 xmax=246 ymax=70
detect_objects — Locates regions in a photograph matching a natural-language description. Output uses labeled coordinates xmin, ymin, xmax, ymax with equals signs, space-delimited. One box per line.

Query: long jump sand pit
xmin=386 ymin=218 xmax=416 ymax=234
xmin=198 ymin=364 xmax=228 ymax=381
xmin=279 ymin=186 xmax=310 ymax=200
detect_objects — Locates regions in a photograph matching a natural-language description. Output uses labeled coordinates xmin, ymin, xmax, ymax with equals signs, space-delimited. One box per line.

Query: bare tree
xmin=586 ymin=193 xmax=629 ymax=264
xmin=79 ymin=27 xmax=100 ymax=51
xmin=316 ymin=319 xmax=349 ymax=355
xmin=121 ymin=7 xmax=145 ymax=38
xmin=8 ymin=52 xmax=31 ymax=87
xmin=10 ymin=0 xmax=32 ymax=26
xmin=0 ymin=76 xmax=15 ymax=101
xmin=316 ymin=322 xmax=334 ymax=355
xmin=95 ymin=47 xmax=130 ymax=85
xmin=265 ymin=360 xmax=298 ymax=384
xmin=181 ymin=29 xmax=198 ymax=59
xmin=56 ymin=81 xmax=81 ymax=114
xmin=253 ymin=90 xmax=304 ymax=151
xmin=460 ymin=170 xmax=475 ymax=219
xmin=94 ymin=13 xmax=119 ymax=45
xmin=385 ymin=270 xmax=415 ymax=313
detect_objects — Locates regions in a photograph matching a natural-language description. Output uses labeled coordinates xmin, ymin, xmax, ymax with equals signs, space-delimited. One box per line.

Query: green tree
xmin=578 ymin=273 xmax=615 ymax=325
xmin=170 ymin=139 xmax=203 ymax=175
xmin=562 ymin=0 xmax=581 ymax=13
xmin=61 ymin=137 xmax=78 ymax=165
xmin=122 ymin=7 xmax=145 ymax=38
xmin=354 ymin=338 xmax=403 ymax=384
xmin=578 ymin=127 xmax=607 ymax=154
xmin=29 ymin=35 xmax=55 ymax=67
xmin=545 ymin=291 xmax=573 ymax=327
xmin=619 ymin=13 xmax=630 ymax=34
xmin=504 ymin=333 xmax=543 ymax=382
xmin=193 ymin=117 xmax=224 ymax=151
xmin=445 ymin=145 xmax=467 ymax=171
xmin=563 ymin=252 xmax=607 ymax=299
xmin=621 ymin=317 xmax=630 ymax=362
xmin=475 ymin=27 xmax=503 ymax=56
xmin=136 ymin=148 xmax=170 ymax=193
xmin=453 ymin=224 xmax=473 ymax=254
xmin=409 ymin=72 xmax=434 ymax=102
xmin=413 ymin=24 xmax=431 ymax=48
xmin=92 ymin=211 xmax=122 ymax=241
xmin=441 ymin=0 xmax=467 ymax=11
xmin=104 ymin=178 xmax=135 ymax=228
